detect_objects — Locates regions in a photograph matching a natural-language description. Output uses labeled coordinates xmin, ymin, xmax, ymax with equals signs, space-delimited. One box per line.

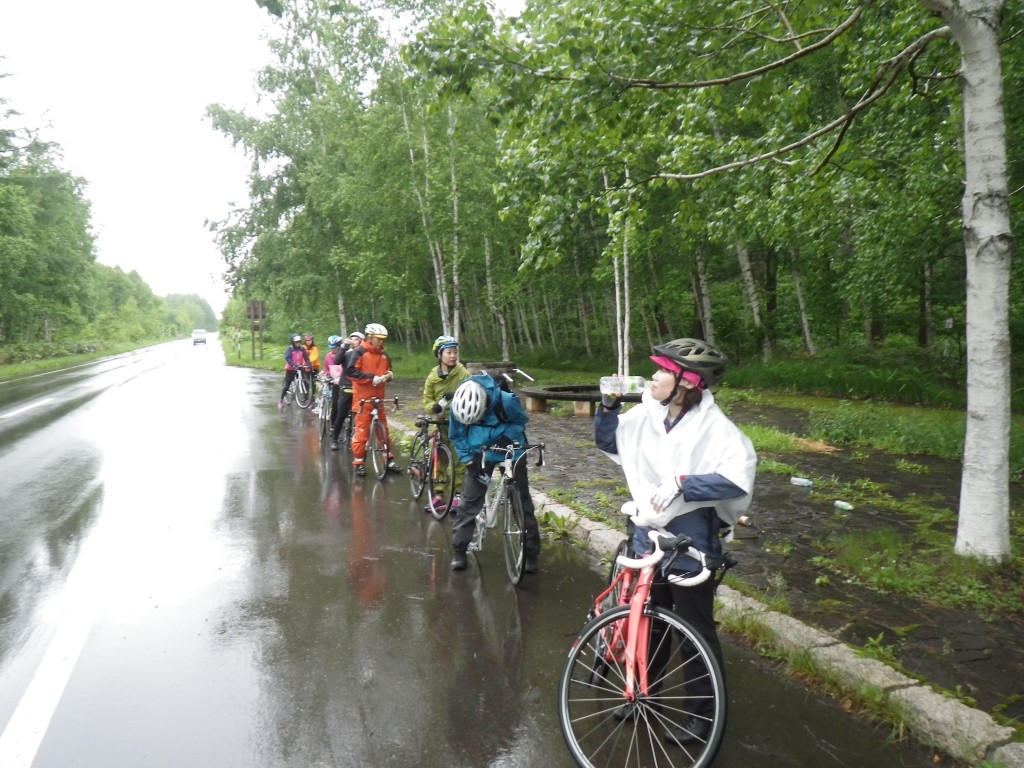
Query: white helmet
xmin=364 ymin=323 xmax=388 ymax=337
xmin=451 ymin=379 xmax=487 ymax=424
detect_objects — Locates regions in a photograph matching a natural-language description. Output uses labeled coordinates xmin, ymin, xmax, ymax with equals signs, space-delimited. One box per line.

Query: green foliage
xmin=728 ymin=346 xmax=969 ymax=408
xmin=823 ymin=529 xmax=1024 ymax=617
xmin=0 ymin=109 xmax=212 ymax=355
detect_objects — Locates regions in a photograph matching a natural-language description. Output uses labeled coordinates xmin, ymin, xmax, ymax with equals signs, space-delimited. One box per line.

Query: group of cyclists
xmin=278 ymin=325 xmax=758 ymax=749
xmin=279 ymin=324 xmax=400 ymax=477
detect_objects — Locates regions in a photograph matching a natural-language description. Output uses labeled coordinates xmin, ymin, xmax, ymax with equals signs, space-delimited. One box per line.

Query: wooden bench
xmin=519 ymin=385 xmax=642 ymax=418
xmin=463 ymin=361 xmax=519 ymax=386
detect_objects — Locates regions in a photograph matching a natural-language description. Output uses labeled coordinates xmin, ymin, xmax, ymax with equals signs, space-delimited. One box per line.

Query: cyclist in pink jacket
xmin=278 ymin=333 xmax=311 ymax=408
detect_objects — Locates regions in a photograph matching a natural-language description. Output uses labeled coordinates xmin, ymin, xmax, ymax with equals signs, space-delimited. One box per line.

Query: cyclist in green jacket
xmin=420 ymin=335 xmax=470 ymax=513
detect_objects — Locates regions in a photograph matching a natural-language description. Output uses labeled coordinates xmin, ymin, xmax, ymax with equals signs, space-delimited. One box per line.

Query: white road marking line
xmin=0 ymin=602 xmax=95 ymax=767
xmin=0 ymin=536 xmax=107 ymax=767
xmin=1 ymin=399 xmax=52 ymax=419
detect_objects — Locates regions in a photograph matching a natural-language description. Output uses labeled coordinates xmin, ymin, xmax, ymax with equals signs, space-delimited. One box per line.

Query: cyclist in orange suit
xmin=304 ymin=333 xmax=321 ymax=373
xmin=345 ymin=323 xmax=401 ymax=477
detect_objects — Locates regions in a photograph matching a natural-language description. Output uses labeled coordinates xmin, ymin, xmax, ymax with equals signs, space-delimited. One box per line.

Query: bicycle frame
xmin=595 ymin=531 xmax=710 ymax=701
xmin=357 ymin=397 xmax=400 ymax=480
xmin=408 ymin=416 xmax=455 ymax=518
xmin=474 ymin=442 xmax=544 ymax=545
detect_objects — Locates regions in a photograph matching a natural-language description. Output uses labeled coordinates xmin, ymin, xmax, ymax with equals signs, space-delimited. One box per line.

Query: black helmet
xmin=650 ymin=338 xmax=727 ymax=386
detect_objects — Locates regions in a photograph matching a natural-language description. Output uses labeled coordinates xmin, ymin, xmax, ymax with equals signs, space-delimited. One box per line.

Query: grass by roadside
xmin=0 ymin=338 xmax=176 ymax=380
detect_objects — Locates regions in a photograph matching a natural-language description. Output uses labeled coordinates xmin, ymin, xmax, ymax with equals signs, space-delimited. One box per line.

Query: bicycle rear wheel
xmin=295 ymin=371 xmax=314 ymax=409
xmin=557 ymin=604 xmax=727 ymax=768
xmin=369 ymin=419 xmax=389 ymax=480
xmin=318 ymin=391 xmax=332 ymax=442
xmin=407 ymin=433 xmax=428 ymax=499
xmin=500 ymin=486 xmax=526 ymax=585
xmin=428 ymin=442 xmax=456 ymax=521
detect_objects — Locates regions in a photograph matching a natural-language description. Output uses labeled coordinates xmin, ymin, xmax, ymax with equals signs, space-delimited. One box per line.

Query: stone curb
xmin=532 ymin=491 xmax=1024 ymax=768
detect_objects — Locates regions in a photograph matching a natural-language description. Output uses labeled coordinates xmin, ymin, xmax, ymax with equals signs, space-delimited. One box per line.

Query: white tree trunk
xmin=623 ymin=216 xmax=633 ymax=377
xmin=447 ymin=104 xmax=461 ymax=338
xmin=694 ymin=244 xmax=715 ymax=344
xmin=400 ymin=102 xmax=451 ymax=333
xmin=334 ymin=267 xmax=348 ymax=335
xmin=929 ymin=0 xmax=1012 ymax=562
xmin=483 ymin=236 xmax=510 ymax=360
xmin=793 ymin=270 xmax=816 ymax=356
xmin=735 ymin=243 xmax=770 ymax=359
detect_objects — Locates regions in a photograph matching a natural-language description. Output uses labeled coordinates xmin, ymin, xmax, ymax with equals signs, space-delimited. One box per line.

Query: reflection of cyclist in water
xmin=594 ymin=338 xmax=756 ymax=746
xmin=278 ymin=333 xmax=311 ymax=408
xmin=347 ymin=486 xmax=386 ymax=607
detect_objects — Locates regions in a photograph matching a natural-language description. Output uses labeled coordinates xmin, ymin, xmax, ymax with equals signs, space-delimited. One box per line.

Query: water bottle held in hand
xmin=599 ymin=375 xmax=646 ymax=396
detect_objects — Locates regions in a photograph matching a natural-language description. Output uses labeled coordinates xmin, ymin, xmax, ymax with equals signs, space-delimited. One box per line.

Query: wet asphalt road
xmin=0 ymin=341 xmax=942 ymax=767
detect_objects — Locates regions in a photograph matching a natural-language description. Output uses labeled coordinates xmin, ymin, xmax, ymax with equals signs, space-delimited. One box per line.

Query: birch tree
xmin=411 ymin=0 xmax=1017 ymax=561
xmin=923 ymin=0 xmax=1012 ymax=561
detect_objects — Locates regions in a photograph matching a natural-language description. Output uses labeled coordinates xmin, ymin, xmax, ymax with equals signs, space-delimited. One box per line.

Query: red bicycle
xmin=557 ymin=524 xmax=729 ymax=768
xmin=407 ymin=415 xmax=456 ymax=520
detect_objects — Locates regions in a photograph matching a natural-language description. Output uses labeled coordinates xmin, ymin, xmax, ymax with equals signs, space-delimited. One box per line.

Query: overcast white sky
xmin=0 ymin=0 xmax=274 ymax=316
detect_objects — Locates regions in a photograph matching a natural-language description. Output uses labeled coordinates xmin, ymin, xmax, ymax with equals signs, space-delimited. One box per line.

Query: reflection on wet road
xmin=0 ymin=343 xmax=940 ymax=767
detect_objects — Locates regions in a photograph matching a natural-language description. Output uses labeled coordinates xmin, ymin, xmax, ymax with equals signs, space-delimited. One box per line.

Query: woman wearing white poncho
xmin=594 ymin=338 xmax=757 ymax=747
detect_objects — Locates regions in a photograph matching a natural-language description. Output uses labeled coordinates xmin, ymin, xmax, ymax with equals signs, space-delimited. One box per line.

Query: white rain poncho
xmin=604 ymin=388 xmax=757 ymax=529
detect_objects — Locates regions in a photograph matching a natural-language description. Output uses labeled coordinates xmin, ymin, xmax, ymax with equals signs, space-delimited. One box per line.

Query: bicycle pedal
xmin=468 ymin=542 xmax=481 ymax=552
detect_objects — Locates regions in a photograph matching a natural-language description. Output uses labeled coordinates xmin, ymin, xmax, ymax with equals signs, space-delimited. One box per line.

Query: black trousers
xmin=451 ymin=459 xmax=540 ymax=558
xmin=331 ymin=388 xmax=353 ymax=441
xmin=648 ymin=576 xmax=726 ymax=717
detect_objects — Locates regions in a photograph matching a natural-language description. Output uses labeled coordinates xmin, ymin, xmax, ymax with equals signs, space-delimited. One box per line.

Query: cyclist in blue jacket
xmin=447 ymin=374 xmax=540 ymax=573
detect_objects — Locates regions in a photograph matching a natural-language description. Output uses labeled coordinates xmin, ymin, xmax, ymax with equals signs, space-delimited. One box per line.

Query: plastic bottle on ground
xmin=790 ymin=477 xmax=813 ymax=487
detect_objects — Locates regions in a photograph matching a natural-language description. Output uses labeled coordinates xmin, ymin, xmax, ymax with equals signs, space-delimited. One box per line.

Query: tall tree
xmin=410 ymin=0 xmax=1017 ymax=560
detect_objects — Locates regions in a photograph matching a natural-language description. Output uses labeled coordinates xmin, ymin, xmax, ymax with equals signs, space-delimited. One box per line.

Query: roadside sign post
xmin=247 ymin=301 xmax=266 ymax=360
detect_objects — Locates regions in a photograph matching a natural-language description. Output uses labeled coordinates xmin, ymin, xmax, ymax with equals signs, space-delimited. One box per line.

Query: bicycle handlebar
xmin=499 ymin=368 xmax=535 ymax=384
xmin=616 ymin=529 xmax=712 ymax=587
xmin=358 ymin=396 xmax=400 ymax=410
xmin=414 ymin=415 xmax=447 ymax=427
xmin=482 ymin=442 xmax=545 ymax=467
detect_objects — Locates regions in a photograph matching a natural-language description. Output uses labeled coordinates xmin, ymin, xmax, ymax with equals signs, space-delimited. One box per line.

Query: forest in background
xmin=209 ymin=0 xmax=1022 ymax=561
xmin=209 ymin=0 xmax=1022 ymax=398
xmin=0 ymin=117 xmax=218 ymax=364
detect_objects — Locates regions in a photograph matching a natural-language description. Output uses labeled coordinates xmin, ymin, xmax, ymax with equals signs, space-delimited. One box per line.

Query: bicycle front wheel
xmin=407 ymin=434 xmax=428 ymax=499
xmin=295 ymin=371 xmax=314 ymax=409
xmin=500 ymin=486 xmax=526 ymax=585
xmin=344 ymin=412 xmax=355 ymax=446
xmin=428 ymin=442 xmax=456 ymax=521
xmin=557 ymin=604 xmax=727 ymax=768
xmin=369 ymin=419 xmax=389 ymax=480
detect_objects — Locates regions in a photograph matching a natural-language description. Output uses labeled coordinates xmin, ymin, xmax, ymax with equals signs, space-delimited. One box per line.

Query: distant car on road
xmin=192 ymin=329 xmax=207 ymax=345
